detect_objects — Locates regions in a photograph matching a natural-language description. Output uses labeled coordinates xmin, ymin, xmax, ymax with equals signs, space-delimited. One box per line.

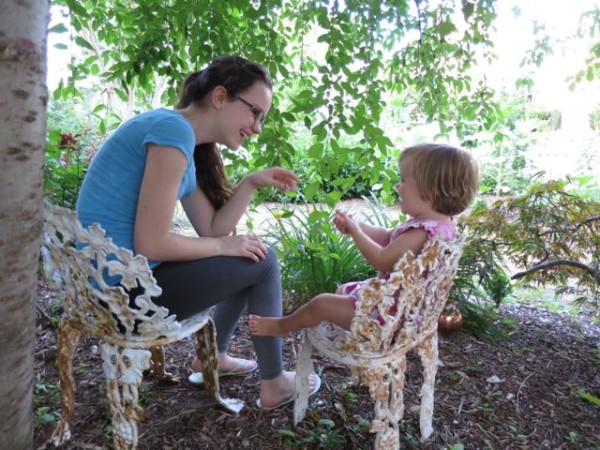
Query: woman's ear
xmin=211 ymin=85 xmax=228 ymax=110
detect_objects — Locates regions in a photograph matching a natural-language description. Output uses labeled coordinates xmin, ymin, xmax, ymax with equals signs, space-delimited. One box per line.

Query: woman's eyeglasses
xmin=232 ymin=94 xmax=266 ymax=126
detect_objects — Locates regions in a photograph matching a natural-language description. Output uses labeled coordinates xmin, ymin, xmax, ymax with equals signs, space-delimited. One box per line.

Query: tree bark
xmin=0 ymin=1 xmax=49 ymax=448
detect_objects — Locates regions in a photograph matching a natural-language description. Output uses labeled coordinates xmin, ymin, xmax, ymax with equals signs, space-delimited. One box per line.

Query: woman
xmin=77 ymin=55 xmax=319 ymax=409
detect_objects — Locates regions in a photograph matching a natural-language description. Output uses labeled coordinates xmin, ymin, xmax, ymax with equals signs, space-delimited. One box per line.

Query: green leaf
xmin=575 ymin=390 xmax=600 ymax=407
xmin=326 ymin=191 xmax=343 ymax=204
xmin=304 ymin=181 xmax=321 ymax=200
xmin=49 ymin=23 xmax=69 ymax=34
xmin=74 ymin=36 xmax=94 ymax=51
xmin=437 ymin=21 xmax=457 ymax=37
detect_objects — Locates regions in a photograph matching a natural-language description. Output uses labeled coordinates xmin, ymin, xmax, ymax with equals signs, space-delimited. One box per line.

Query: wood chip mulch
xmin=34 ymin=281 xmax=600 ymax=450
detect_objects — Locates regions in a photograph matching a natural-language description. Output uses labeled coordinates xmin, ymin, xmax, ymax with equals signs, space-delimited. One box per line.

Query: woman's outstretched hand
xmin=218 ymin=234 xmax=268 ymax=262
xmin=245 ymin=167 xmax=300 ymax=191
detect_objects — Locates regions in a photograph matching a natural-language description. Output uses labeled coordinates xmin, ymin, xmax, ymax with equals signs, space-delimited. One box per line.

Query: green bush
xmin=44 ymin=130 xmax=97 ymax=209
xmin=461 ymin=178 xmax=600 ymax=313
xmin=230 ymin=150 xmax=399 ymax=204
xmin=44 ymin=99 xmax=101 ymax=208
xmin=262 ymin=205 xmax=376 ymax=310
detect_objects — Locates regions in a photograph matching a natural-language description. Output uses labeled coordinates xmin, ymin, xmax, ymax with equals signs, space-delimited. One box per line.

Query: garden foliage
xmin=50 ymin=0 xmax=501 ymax=205
xmin=462 ymin=178 xmax=600 ymax=313
xmin=44 ymin=1 xmax=600 ymax=334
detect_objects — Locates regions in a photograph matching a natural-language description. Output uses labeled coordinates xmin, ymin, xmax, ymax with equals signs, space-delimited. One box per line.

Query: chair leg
xmin=417 ymin=333 xmax=439 ymax=440
xmin=362 ymin=357 xmax=404 ymax=450
xmin=195 ymin=319 xmax=244 ymax=413
xmin=149 ymin=345 xmax=178 ymax=383
xmin=50 ymin=319 xmax=81 ymax=447
xmin=390 ymin=355 xmax=407 ymax=425
xmin=293 ymin=331 xmax=314 ymax=425
xmin=101 ymin=343 xmax=151 ymax=450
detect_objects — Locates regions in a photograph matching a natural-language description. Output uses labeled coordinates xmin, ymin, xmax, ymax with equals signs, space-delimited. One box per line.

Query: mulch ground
xmin=34 ymin=281 xmax=600 ymax=450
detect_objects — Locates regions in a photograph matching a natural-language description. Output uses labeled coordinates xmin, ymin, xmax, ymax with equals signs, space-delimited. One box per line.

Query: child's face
xmin=397 ymin=162 xmax=432 ymax=217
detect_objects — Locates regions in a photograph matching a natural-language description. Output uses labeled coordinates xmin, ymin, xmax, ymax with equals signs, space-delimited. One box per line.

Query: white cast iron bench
xmin=293 ymin=234 xmax=465 ymax=450
xmin=41 ymin=201 xmax=243 ymax=450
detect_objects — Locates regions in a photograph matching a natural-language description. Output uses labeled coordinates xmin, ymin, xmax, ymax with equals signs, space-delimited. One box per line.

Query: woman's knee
xmin=260 ymin=246 xmax=280 ymax=275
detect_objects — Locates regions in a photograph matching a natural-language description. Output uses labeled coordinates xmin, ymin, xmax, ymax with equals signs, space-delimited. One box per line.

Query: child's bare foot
xmin=248 ymin=314 xmax=288 ymax=337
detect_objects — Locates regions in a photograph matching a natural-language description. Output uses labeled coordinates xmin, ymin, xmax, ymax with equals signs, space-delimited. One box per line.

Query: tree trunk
xmin=0 ymin=1 xmax=49 ymax=448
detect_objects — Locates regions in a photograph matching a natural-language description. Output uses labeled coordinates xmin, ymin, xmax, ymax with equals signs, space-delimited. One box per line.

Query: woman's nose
xmin=252 ymin=122 xmax=262 ymax=134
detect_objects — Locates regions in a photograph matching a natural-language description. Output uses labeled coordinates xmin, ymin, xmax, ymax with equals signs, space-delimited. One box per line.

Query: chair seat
xmin=305 ymin=321 xmax=435 ymax=368
xmin=68 ymin=307 xmax=215 ymax=349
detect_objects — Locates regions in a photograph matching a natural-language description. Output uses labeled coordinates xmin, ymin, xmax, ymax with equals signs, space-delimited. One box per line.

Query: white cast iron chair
xmin=41 ymin=201 xmax=243 ymax=450
xmin=293 ymin=234 xmax=465 ymax=450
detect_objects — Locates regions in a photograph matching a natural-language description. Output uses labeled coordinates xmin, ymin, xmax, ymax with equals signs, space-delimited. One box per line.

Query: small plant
xmin=501 ymin=317 xmax=518 ymax=332
xmin=33 ymin=373 xmax=61 ymax=427
xmin=348 ymin=415 xmax=370 ymax=434
xmin=400 ymin=426 xmax=420 ymax=447
xmin=574 ymin=389 xmax=600 ymax=407
xmin=138 ymin=382 xmax=152 ymax=407
xmin=34 ymin=406 xmax=61 ymax=427
xmin=76 ymin=360 xmax=89 ymax=376
xmin=507 ymin=424 xmax=527 ymax=443
xmin=448 ymin=444 xmax=465 ymax=450
xmin=44 ymin=129 xmax=97 ymax=209
xmin=340 ymin=385 xmax=359 ymax=406
xmin=279 ymin=418 xmax=346 ymax=448
xmin=263 ymin=205 xmax=375 ymax=308
xmin=446 ymin=371 xmax=462 ymax=383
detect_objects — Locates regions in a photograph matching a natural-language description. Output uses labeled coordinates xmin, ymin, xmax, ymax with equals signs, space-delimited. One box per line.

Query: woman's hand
xmin=333 ymin=210 xmax=359 ymax=235
xmin=244 ymin=167 xmax=300 ymax=191
xmin=218 ymin=234 xmax=268 ymax=262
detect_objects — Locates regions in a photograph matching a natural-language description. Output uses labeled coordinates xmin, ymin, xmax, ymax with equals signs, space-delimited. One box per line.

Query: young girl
xmin=249 ymin=143 xmax=480 ymax=337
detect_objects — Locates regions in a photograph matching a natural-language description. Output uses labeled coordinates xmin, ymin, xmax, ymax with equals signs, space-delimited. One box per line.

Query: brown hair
xmin=399 ymin=143 xmax=480 ymax=215
xmin=176 ymin=56 xmax=273 ymax=210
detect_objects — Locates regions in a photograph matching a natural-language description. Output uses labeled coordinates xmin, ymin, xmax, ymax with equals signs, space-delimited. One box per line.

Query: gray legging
xmin=151 ymin=248 xmax=283 ymax=380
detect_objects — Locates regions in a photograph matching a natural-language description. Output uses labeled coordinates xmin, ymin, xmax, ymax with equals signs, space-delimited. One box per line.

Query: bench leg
xmin=50 ymin=319 xmax=81 ymax=447
xmin=149 ymin=345 xmax=179 ymax=383
xmin=195 ymin=319 xmax=244 ymax=413
xmin=101 ymin=343 xmax=151 ymax=450
xmin=417 ymin=333 xmax=439 ymax=440
xmin=293 ymin=331 xmax=314 ymax=425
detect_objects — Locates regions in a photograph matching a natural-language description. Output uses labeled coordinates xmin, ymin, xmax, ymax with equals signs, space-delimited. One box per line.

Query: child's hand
xmin=334 ymin=210 xmax=359 ymax=235
xmin=333 ymin=209 xmax=350 ymax=234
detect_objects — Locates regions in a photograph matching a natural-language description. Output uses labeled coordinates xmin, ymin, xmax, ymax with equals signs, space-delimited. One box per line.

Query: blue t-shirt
xmin=76 ymin=108 xmax=196 ymax=268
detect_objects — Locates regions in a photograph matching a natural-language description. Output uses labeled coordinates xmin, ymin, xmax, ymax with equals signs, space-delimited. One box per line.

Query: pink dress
xmin=339 ymin=218 xmax=457 ymax=322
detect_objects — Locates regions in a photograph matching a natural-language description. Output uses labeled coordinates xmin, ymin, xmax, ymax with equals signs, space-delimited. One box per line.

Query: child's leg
xmin=249 ymin=293 xmax=355 ymax=337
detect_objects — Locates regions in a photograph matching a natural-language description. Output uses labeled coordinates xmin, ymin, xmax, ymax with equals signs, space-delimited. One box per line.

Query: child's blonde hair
xmin=399 ymin=143 xmax=480 ymax=216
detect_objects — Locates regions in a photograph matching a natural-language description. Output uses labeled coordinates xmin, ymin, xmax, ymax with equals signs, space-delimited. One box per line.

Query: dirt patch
xmin=34 ymin=280 xmax=599 ymax=450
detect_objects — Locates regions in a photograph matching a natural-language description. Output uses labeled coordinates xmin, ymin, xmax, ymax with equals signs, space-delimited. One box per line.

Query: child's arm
xmin=333 ymin=210 xmax=391 ymax=246
xmin=338 ymin=211 xmax=428 ymax=273
xmin=357 ymin=221 xmax=391 ymax=247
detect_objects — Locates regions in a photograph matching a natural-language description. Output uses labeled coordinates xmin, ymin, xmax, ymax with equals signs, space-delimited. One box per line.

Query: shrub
xmin=44 ymin=99 xmax=101 ymax=208
xmin=461 ymin=178 xmax=600 ymax=313
xmin=262 ymin=204 xmax=376 ymax=310
xmin=44 ymin=130 xmax=97 ymax=209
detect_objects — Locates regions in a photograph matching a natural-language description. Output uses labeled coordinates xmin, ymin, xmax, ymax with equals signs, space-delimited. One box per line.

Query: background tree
xmin=0 ymin=1 xmax=50 ymax=448
xmin=52 ymin=0 xmax=501 ymax=204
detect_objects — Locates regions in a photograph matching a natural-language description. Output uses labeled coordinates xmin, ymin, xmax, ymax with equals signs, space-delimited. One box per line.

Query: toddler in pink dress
xmin=249 ymin=143 xmax=479 ymax=338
